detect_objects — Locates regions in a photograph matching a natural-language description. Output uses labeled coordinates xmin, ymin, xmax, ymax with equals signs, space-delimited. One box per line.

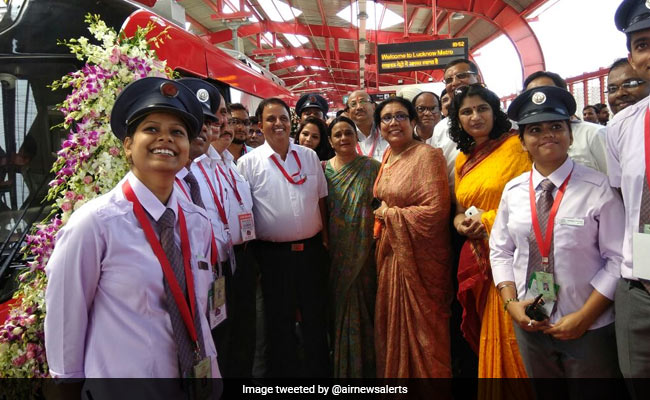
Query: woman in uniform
xmin=44 ymin=77 xmax=220 ymax=386
xmin=491 ymin=86 xmax=622 ymax=386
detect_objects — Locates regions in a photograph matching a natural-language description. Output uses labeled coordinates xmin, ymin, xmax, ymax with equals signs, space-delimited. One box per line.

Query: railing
xmin=501 ymin=67 xmax=610 ymax=115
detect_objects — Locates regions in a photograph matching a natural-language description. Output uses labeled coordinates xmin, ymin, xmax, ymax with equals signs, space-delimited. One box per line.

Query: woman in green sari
xmin=325 ymin=116 xmax=380 ymax=378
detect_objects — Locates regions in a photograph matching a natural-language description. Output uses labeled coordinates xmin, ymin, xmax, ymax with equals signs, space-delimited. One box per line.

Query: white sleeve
xmin=605 ymin=124 xmax=622 ymax=188
xmin=44 ymin=209 xmax=104 ymax=379
xmin=489 ymin=189 xmax=517 ymax=286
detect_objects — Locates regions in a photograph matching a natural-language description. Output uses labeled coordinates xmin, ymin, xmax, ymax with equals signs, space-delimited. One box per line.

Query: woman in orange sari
xmin=449 ymin=84 xmax=531 ymax=383
xmin=372 ymin=97 xmax=452 ymax=377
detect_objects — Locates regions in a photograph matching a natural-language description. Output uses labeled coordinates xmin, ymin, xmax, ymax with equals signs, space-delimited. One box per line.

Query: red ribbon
xmin=216 ymin=163 xmax=243 ymax=205
xmin=175 ymin=176 xmax=219 ymax=266
xmin=197 ymin=162 xmax=229 ymax=227
xmin=356 ymin=131 xmax=379 ymax=158
xmin=270 ymin=151 xmax=306 ymax=185
xmin=122 ymin=180 xmax=199 ymax=346
xmin=528 ymin=168 xmax=572 ymax=265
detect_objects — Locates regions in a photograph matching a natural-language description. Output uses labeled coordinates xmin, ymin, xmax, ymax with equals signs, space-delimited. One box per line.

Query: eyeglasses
xmin=415 ymin=105 xmax=440 ymax=114
xmin=348 ymin=99 xmax=372 ymax=108
xmin=605 ymin=79 xmax=646 ymax=94
xmin=228 ymin=117 xmax=251 ymax=126
xmin=380 ymin=113 xmax=409 ymax=124
xmin=443 ymin=71 xmax=477 ymax=85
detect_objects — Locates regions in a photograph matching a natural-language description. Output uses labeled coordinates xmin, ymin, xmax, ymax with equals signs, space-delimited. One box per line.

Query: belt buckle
xmin=291 ymin=243 xmax=304 ymax=252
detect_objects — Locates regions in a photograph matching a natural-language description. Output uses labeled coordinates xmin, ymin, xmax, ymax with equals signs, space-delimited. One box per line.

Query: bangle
xmin=503 ymin=298 xmax=518 ymax=312
xmin=497 ymin=283 xmax=516 ymax=292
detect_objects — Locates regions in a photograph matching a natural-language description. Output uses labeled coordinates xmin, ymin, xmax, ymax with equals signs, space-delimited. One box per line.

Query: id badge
xmin=213 ymin=276 xmax=226 ymax=309
xmin=191 ymin=357 xmax=213 ymax=400
xmin=238 ymin=212 xmax=256 ymax=241
xmin=633 ymin=232 xmax=650 ymax=280
xmin=534 ymin=271 xmax=557 ymax=302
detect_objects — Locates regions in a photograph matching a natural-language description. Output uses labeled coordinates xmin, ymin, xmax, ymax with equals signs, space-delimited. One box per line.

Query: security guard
xmin=45 ymin=77 xmax=221 ymax=389
xmin=295 ymin=93 xmax=328 ymax=123
xmin=609 ymin=0 xmax=650 ymax=386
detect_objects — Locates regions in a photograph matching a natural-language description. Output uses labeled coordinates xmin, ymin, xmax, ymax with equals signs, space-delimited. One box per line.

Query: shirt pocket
xmin=553 ymin=216 xmax=596 ymax=252
xmin=192 ymin=256 xmax=214 ymax=314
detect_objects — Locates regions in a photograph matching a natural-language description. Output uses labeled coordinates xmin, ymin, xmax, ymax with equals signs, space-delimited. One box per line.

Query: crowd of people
xmin=41 ymin=0 xmax=650 ymax=397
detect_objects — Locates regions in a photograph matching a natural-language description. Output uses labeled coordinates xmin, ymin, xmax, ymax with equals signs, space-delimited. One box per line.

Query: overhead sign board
xmin=377 ymin=38 xmax=469 ymax=74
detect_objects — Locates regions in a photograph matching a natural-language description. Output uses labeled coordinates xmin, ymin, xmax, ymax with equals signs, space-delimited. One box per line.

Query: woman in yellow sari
xmin=449 ymin=84 xmax=531 ymax=385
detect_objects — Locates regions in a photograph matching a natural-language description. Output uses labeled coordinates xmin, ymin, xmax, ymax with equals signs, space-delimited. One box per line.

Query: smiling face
xmin=260 ymin=102 xmax=291 ymax=154
xmin=329 ymin=121 xmax=358 ymax=157
xmin=414 ymin=93 xmax=441 ymax=130
xmin=189 ymin=122 xmax=211 ymax=160
xmin=444 ymin=62 xmax=479 ymax=95
xmin=582 ymin=107 xmax=598 ymax=123
xmin=298 ymin=123 xmax=321 ymax=150
xmin=458 ymin=95 xmax=494 ymax=145
xmin=521 ymin=120 xmax=571 ymax=167
xmin=124 ymin=112 xmax=190 ymax=179
xmin=607 ymin=63 xmax=649 ymax=114
xmin=379 ymin=102 xmax=415 ymax=150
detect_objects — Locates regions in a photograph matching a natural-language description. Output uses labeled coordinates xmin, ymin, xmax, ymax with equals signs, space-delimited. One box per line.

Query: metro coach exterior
xmin=0 ymin=0 xmax=293 ymax=318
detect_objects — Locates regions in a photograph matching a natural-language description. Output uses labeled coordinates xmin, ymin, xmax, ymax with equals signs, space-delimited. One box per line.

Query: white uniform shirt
xmin=44 ymin=172 xmax=219 ymax=378
xmin=237 ymin=141 xmax=327 ymax=242
xmin=427 ymin=120 xmax=460 ymax=192
xmin=216 ymin=149 xmax=255 ymax=245
xmin=606 ymin=95 xmax=648 ymax=281
xmin=191 ymin=146 xmax=230 ymax=262
xmin=357 ymin=124 xmax=389 ymax=162
xmin=490 ymin=158 xmax=624 ymax=328
xmin=568 ymin=120 xmax=608 ymax=174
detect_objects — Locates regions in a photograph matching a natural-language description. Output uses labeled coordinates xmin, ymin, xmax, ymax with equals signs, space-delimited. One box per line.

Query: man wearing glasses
xmin=607 ymin=58 xmax=650 ymax=115
xmin=347 ymin=90 xmax=388 ymax=161
xmin=228 ymin=103 xmax=254 ymax=164
xmin=246 ymin=116 xmax=265 ymax=148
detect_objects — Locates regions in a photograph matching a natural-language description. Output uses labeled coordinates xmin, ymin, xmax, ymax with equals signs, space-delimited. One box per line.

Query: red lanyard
xmin=528 ymin=168 xmax=573 ymax=266
xmin=197 ymin=162 xmax=229 ymax=227
xmin=216 ymin=163 xmax=243 ymax=205
xmin=644 ymin=109 xmax=650 ymax=187
xmin=175 ymin=177 xmax=220 ymax=266
xmin=356 ymin=131 xmax=379 ymax=158
xmin=122 ymin=180 xmax=199 ymax=347
xmin=270 ymin=151 xmax=306 ymax=185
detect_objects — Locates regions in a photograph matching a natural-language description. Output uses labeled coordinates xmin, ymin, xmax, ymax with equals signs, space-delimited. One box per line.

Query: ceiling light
xmin=296 ymin=66 xmax=305 ymax=72
xmin=336 ymin=2 xmax=404 ymax=29
xmin=257 ymin=0 xmax=302 ymax=22
xmin=451 ymin=12 xmax=465 ymax=20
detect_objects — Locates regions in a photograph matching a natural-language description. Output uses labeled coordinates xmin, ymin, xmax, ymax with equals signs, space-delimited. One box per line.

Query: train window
xmin=0 ymin=62 xmax=75 ymax=249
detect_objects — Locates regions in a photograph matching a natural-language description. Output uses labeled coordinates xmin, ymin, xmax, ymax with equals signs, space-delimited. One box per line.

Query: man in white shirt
xmin=347 ymin=90 xmax=388 ymax=161
xmin=609 ymin=0 xmax=650 ymax=385
xmin=238 ymin=98 xmax=329 ymax=377
xmin=523 ymin=71 xmax=608 ymax=174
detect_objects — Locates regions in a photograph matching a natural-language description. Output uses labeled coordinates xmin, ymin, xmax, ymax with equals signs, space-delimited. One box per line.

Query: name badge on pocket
xmin=238 ymin=212 xmax=256 ymax=242
xmin=558 ymin=217 xmax=584 ymax=226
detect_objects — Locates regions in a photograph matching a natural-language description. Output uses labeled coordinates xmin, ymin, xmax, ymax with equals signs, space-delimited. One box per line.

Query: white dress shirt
xmin=191 ymin=146 xmax=230 ymax=262
xmin=568 ymin=120 xmax=608 ymax=174
xmin=357 ymin=124 xmax=389 ymax=162
xmin=427 ymin=119 xmax=460 ymax=193
xmin=216 ymin=149 xmax=255 ymax=245
xmin=44 ymin=172 xmax=219 ymax=378
xmin=490 ymin=158 xmax=624 ymax=328
xmin=606 ymin=95 xmax=648 ymax=281
xmin=237 ymin=141 xmax=327 ymax=242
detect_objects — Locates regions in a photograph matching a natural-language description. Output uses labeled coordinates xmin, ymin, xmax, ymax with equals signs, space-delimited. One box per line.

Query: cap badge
xmin=196 ymin=88 xmax=210 ymax=103
xmin=646 ymin=0 xmax=650 ymax=10
xmin=532 ymin=92 xmax=546 ymax=105
xmin=160 ymin=82 xmax=179 ymax=98
xmin=308 ymin=95 xmax=317 ymax=103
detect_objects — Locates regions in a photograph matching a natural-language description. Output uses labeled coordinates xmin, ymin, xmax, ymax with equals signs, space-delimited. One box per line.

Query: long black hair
xmin=448 ymin=84 xmax=511 ymax=154
xmin=294 ymin=116 xmax=334 ymax=160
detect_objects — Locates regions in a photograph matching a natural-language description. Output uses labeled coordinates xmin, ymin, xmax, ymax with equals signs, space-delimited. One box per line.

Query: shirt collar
xmin=126 ymin=171 xmax=179 ymax=223
xmin=195 ymin=145 xmax=220 ymax=168
xmin=222 ymin=149 xmax=234 ymax=163
xmin=532 ymin=156 xmax=574 ymax=190
xmin=258 ymin=141 xmax=296 ymax=159
xmin=175 ymin=167 xmax=189 ymax=180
